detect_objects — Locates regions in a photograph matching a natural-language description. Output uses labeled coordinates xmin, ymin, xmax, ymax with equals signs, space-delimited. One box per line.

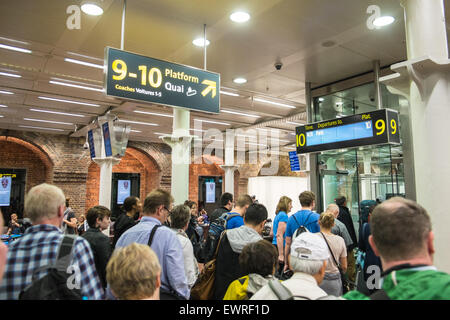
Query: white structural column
xmin=162 ymin=108 xmax=193 ymax=205
xmin=94 ymin=158 xmax=120 ymax=208
xmin=220 ymin=130 xmax=238 ymax=195
xmin=399 ymin=0 xmax=450 ymax=272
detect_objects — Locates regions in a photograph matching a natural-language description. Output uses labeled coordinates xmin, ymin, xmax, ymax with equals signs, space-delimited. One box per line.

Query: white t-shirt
xmin=171 ymin=228 xmax=199 ymax=289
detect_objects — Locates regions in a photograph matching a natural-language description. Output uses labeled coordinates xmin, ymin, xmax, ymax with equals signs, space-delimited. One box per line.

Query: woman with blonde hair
xmin=271 ymin=196 xmax=292 ymax=277
xmin=318 ymin=211 xmax=347 ymax=296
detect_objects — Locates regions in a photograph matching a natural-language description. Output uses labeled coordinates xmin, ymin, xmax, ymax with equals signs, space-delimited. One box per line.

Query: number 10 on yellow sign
xmin=112 ymin=59 xmax=162 ymax=88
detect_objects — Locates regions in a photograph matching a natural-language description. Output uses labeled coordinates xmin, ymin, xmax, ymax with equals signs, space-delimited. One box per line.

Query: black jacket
xmin=209 ymin=207 xmax=230 ymax=223
xmin=112 ymin=214 xmax=136 ymax=248
xmin=81 ymin=228 xmax=112 ymax=289
xmin=213 ymin=233 xmax=245 ymax=300
xmin=337 ymin=205 xmax=358 ymax=251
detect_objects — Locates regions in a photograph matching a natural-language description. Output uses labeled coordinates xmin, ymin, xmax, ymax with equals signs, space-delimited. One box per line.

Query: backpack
xmin=19 ymin=235 xmax=83 ymax=300
xmin=267 ymin=279 xmax=340 ymax=300
xmin=202 ymin=212 xmax=240 ymax=262
xmin=291 ymin=213 xmax=313 ymax=239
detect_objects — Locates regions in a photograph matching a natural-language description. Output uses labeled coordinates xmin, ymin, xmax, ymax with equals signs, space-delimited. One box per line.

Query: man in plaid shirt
xmin=0 ymin=183 xmax=104 ymax=300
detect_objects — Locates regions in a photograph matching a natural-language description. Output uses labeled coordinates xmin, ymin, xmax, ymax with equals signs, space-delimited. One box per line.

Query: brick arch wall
xmin=128 ymin=141 xmax=172 ymax=191
xmin=0 ymin=136 xmax=53 ymax=193
xmin=85 ymin=147 xmax=161 ymax=212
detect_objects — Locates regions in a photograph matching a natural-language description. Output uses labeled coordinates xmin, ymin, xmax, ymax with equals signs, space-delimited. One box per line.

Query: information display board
xmin=105 ymin=47 xmax=220 ymax=114
xmin=205 ymin=182 xmax=216 ymax=203
xmin=289 ymin=151 xmax=300 ymax=171
xmin=295 ymin=109 xmax=400 ymax=154
xmin=117 ymin=180 xmax=131 ymax=205
xmin=0 ymin=176 xmax=12 ymax=206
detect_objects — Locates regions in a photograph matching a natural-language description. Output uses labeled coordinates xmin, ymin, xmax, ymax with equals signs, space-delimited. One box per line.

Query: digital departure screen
xmin=306 ymin=121 xmax=374 ymax=146
xmin=295 ymin=109 xmax=400 ymax=154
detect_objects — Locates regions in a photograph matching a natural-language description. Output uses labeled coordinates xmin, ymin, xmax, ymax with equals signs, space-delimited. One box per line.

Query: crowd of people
xmin=0 ymin=182 xmax=450 ymax=300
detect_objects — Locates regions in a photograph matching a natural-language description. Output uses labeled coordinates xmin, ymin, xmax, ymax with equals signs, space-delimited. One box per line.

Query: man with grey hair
xmin=250 ymin=232 xmax=330 ymax=300
xmin=170 ymin=204 xmax=199 ymax=290
xmin=327 ymin=203 xmax=353 ymax=249
xmin=344 ymin=197 xmax=450 ymax=300
xmin=0 ymin=183 xmax=104 ymax=300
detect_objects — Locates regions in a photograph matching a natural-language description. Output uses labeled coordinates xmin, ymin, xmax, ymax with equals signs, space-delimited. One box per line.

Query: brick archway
xmin=85 ymin=147 xmax=162 ymax=212
xmin=0 ymin=136 xmax=53 ymax=191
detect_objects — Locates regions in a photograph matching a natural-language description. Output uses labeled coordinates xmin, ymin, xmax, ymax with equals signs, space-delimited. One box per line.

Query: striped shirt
xmin=0 ymin=224 xmax=104 ymax=300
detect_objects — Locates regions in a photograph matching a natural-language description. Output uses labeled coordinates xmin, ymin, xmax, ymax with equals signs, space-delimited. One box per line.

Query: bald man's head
xmin=371 ymin=197 xmax=432 ymax=262
xmin=326 ymin=204 xmax=339 ymax=217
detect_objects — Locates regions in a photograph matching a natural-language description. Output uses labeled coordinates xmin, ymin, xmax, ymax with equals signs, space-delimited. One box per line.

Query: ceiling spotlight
xmin=373 ymin=16 xmax=395 ymax=27
xmin=81 ymin=1 xmax=104 ymax=16
xmin=230 ymin=11 xmax=250 ymax=23
xmin=233 ymin=77 xmax=247 ymax=84
xmin=192 ymin=38 xmax=210 ymax=47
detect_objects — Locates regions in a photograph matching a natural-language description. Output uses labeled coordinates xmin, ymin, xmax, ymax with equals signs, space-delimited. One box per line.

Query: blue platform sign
xmin=289 ymin=151 xmax=301 ymax=172
xmin=102 ymin=122 xmax=112 ymax=157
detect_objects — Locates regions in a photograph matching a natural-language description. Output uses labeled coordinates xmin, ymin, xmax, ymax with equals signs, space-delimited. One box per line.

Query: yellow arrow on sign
xmin=201 ymin=80 xmax=216 ymax=98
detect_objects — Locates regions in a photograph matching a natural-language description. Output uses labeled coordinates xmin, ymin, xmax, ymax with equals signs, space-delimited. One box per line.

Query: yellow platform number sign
xmin=296 ymin=133 xmax=306 ymax=147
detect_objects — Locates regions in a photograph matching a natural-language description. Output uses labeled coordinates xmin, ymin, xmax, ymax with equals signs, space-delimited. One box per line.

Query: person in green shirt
xmin=344 ymin=197 xmax=450 ymax=300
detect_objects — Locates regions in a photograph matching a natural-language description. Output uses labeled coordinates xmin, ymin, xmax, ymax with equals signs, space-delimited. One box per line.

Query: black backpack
xmin=201 ymin=212 xmax=240 ymax=263
xmin=292 ymin=213 xmax=313 ymax=239
xmin=19 ymin=235 xmax=83 ymax=300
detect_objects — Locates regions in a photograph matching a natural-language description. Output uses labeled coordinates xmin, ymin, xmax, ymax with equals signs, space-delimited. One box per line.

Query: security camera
xmin=274 ymin=62 xmax=283 ymax=70
xmin=83 ymin=142 xmax=89 ymax=150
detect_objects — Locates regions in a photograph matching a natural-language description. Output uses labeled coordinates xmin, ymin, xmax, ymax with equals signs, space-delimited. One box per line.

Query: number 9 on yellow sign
xmin=390 ymin=119 xmax=397 ymax=135
xmin=375 ymin=119 xmax=385 ymax=136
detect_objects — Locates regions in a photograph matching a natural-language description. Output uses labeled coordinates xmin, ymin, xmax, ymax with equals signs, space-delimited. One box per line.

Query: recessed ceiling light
xmin=0 ymin=72 xmax=21 ymax=78
xmin=192 ymin=38 xmax=210 ymax=47
xmin=81 ymin=2 xmax=104 ymax=16
xmin=64 ymin=58 xmax=104 ymax=70
xmin=49 ymin=80 xmax=104 ymax=92
xmin=119 ymin=119 xmax=158 ymax=126
xmin=0 ymin=90 xmax=14 ymax=95
xmin=220 ymin=91 xmax=239 ymax=97
xmin=0 ymin=43 xmax=32 ymax=54
xmin=318 ymin=97 xmax=325 ymax=102
xmin=335 ymin=102 xmax=344 ymax=106
xmin=38 ymin=96 xmax=100 ymax=107
xmin=194 ymin=119 xmax=231 ymax=126
xmin=233 ymin=77 xmax=247 ymax=84
xmin=286 ymin=121 xmax=302 ymax=125
xmin=29 ymin=108 xmax=85 ymax=117
xmin=221 ymin=109 xmax=260 ymax=118
xmin=373 ymin=16 xmax=395 ymax=27
xmin=24 ymin=118 xmax=74 ymax=125
xmin=19 ymin=125 xmax=65 ymax=132
xmin=230 ymin=11 xmax=250 ymax=23
xmin=254 ymin=98 xmax=296 ymax=109
xmin=133 ymin=110 xmax=173 ymax=118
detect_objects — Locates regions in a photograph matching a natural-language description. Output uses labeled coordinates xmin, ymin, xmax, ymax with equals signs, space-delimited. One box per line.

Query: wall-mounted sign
xmin=205 ymin=182 xmax=216 ymax=203
xmin=0 ymin=176 xmax=12 ymax=206
xmin=105 ymin=47 xmax=220 ymax=114
xmin=289 ymin=151 xmax=300 ymax=171
xmin=295 ymin=109 xmax=400 ymax=154
xmin=117 ymin=180 xmax=131 ymax=205
xmin=102 ymin=122 xmax=113 ymax=157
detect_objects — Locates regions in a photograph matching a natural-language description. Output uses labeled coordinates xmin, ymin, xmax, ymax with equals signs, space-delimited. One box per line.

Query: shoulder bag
xmin=190 ymin=231 xmax=227 ymax=300
xmin=320 ymin=232 xmax=350 ymax=294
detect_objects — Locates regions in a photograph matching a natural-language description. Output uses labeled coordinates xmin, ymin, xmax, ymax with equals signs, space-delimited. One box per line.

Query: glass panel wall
xmin=313 ymin=82 xmax=405 ymax=237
